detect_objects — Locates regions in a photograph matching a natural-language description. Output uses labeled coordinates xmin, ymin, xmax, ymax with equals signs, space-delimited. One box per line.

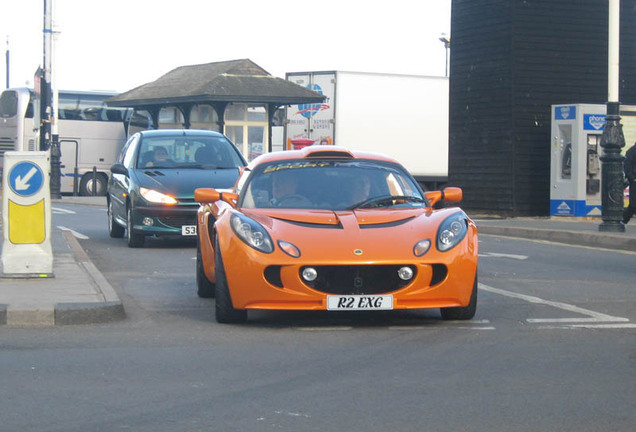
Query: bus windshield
xmin=0 ymin=90 xmax=18 ymax=118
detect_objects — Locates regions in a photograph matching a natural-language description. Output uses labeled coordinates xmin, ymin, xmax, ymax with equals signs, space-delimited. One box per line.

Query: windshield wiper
xmin=348 ymin=195 xmax=426 ymax=210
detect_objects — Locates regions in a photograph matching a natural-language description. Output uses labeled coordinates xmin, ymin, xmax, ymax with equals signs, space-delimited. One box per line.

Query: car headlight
xmin=437 ymin=212 xmax=468 ymax=252
xmin=139 ymin=187 xmax=177 ymax=205
xmin=230 ymin=213 xmax=274 ymax=253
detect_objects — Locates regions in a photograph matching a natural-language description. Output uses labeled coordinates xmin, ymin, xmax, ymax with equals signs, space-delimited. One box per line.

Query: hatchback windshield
xmin=240 ymin=159 xmax=425 ymax=210
xmin=137 ymin=135 xmax=244 ymax=169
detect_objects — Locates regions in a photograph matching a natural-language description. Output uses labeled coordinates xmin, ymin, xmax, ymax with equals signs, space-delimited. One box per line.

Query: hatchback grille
xmin=158 ymin=214 xmax=196 ymax=227
xmin=301 ymin=265 xmax=416 ymax=295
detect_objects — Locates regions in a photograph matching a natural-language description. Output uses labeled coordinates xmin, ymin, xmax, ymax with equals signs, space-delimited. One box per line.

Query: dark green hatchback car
xmin=107 ymin=129 xmax=247 ymax=247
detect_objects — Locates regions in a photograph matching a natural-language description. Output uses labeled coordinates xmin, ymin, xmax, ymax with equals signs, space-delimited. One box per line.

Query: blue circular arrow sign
xmin=9 ymin=161 xmax=44 ymax=197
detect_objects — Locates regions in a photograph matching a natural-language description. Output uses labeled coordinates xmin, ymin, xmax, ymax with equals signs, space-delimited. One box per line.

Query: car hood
xmin=242 ymin=207 xmax=465 ymax=261
xmin=132 ymin=167 xmax=240 ymax=198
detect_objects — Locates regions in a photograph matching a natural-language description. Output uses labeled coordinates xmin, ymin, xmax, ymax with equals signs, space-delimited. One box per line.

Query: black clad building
xmin=449 ymin=0 xmax=636 ymax=216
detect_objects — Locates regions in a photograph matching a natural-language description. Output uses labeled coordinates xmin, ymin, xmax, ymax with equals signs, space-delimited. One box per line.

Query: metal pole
xmin=44 ymin=0 xmax=61 ymax=198
xmin=599 ymin=0 xmax=626 ymax=232
xmin=439 ymin=35 xmax=450 ymax=78
xmin=5 ymin=36 xmax=9 ymax=88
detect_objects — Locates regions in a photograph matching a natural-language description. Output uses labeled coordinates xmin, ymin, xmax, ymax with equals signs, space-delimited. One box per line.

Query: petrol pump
xmin=550 ymin=104 xmax=606 ymax=217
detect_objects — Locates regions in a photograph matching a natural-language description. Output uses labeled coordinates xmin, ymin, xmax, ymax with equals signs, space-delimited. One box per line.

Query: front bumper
xmin=219 ymin=234 xmax=478 ymax=311
xmin=132 ymin=204 xmax=198 ymax=236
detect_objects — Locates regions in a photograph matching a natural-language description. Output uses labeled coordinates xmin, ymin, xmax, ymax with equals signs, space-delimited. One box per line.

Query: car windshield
xmin=136 ymin=135 xmax=244 ymax=169
xmin=240 ymin=159 xmax=425 ymax=210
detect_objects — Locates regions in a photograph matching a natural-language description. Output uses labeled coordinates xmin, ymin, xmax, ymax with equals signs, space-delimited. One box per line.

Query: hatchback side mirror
xmin=110 ymin=163 xmax=128 ymax=176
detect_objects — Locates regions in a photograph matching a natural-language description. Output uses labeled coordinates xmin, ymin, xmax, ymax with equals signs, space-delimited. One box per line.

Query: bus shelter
xmin=106 ymin=59 xmax=325 ymax=157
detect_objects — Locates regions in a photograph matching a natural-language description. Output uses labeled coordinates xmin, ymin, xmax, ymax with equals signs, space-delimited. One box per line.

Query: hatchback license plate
xmin=327 ymin=295 xmax=393 ymax=311
xmin=182 ymin=225 xmax=197 ymax=236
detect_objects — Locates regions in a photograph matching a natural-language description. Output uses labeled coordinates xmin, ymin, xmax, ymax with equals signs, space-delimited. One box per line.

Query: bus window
xmin=0 ymin=90 xmax=18 ymax=118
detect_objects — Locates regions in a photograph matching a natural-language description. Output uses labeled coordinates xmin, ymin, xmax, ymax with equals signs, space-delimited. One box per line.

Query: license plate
xmin=327 ymin=295 xmax=393 ymax=311
xmin=181 ymin=225 xmax=197 ymax=236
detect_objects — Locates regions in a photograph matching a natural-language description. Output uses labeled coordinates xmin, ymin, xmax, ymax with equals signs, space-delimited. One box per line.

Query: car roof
xmin=138 ymin=129 xmax=225 ymax=138
xmin=247 ymin=145 xmax=403 ymax=169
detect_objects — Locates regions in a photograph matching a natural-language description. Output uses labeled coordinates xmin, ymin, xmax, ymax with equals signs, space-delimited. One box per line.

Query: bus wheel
xmin=79 ymin=173 xmax=108 ymax=196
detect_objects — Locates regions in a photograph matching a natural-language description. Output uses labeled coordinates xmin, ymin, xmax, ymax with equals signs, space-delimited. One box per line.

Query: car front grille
xmin=300 ymin=265 xmax=417 ymax=295
xmin=158 ymin=214 xmax=196 ymax=227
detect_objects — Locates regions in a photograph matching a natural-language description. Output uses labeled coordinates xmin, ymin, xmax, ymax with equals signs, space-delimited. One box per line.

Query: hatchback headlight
xmin=139 ymin=187 xmax=177 ymax=205
xmin=230 ymin=213 xmax=274 ymax=253
xmin=437 ymin=212 xmax=468 ymax=252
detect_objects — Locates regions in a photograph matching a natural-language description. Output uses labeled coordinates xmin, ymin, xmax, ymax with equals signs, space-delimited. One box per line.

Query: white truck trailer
xmin=284 ymin=71 xmax=449 ymax=187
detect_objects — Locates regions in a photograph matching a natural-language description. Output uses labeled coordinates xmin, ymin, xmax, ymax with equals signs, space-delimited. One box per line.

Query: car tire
xmin=196 ymin=239 xmax=215 ymax=298
xmin=108 ymin=199 xmax=125 ymax=238
xmin=440 ymin=272 xmax=478 ymax=321
xmin=214 ymin=236 xmax=247 ymax=323
xmin=79 ymin=172 xmax=108 ymax=196
xmin=126 ymin=206 xmax=145 ymax=248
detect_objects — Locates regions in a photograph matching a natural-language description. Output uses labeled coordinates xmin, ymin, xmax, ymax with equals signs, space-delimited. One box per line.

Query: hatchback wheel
xmin=126 ymin=206 xmax=145 ymax=248
xmin=108 ymin=199 xmax=125 ymax=238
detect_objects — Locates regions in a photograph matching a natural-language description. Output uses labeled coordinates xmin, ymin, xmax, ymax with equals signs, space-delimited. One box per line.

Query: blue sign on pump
xmin=8 ymin=161 xmax=44 ymax=197
xmin=555 ymin=105 xmax=576 ymax=120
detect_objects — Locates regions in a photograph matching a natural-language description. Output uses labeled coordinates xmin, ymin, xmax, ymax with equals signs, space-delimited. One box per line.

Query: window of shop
xmin=224 ymin=103 xmax=268 ymax=161
xmin=190 ymin=105 xmax=219 ymax=131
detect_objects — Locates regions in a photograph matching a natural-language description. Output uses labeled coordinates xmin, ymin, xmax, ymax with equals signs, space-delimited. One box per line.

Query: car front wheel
xmin=214 ymin=236 xmax=247 ymax=323
xmin=126 ymin=206 xmax=145 ymax=248
xmin=440 ymin=272 xmax=478 ymax=320
xmin=108 ymin=199 xmax=125 ymax=238
xmin=196 ymin=239 xmax=215 ymax=298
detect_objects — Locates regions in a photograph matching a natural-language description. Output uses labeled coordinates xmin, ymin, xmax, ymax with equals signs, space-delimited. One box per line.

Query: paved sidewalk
xmin=1 ymin=196 xmax=635 ymax=327
xmin=475 ymin=215 xmax=636 ymax=252
xmin=1 ymin=196 xmax=124 ymax=326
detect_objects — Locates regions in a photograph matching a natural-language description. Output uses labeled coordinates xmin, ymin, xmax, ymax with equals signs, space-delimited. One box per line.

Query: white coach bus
xmin=0 ymin=87 xmax=136 ymax=195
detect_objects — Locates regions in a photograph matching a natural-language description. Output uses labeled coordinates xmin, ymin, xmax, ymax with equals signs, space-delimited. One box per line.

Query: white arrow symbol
xmin=15 ymin=167 xmax=38 ymax=191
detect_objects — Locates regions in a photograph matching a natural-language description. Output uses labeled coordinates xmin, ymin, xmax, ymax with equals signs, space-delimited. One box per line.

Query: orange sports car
xmin=195 ymin=146 xmax=478 ymax=323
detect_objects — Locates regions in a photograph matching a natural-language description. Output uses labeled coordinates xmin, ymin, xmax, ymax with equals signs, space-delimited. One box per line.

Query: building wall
xmin=449 ymin=0 xmax=636 ymax=216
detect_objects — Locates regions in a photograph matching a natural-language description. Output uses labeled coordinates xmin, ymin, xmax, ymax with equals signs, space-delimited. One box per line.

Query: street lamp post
xmin=439 ymin=34 xmax=450 ymax=77
xmin=42 ymin=0 xmax=61 ymax=198
xmin=599 ymin=0 xmax=625 ymax=232
xmin=5 ymin=37 xmax=9 ymax=88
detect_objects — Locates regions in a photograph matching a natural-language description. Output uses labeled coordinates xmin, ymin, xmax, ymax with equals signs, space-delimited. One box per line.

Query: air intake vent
xmin=305 ymin=150 xmax=353 ymax=159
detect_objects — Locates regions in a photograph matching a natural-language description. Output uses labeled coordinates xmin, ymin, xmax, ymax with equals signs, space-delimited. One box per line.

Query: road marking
xmin=537 ymin=323 xmax=636 ymax=330
xmin=479 ymin=252 xmax=528 ymax=260
xmin=388 ymin=325 xmax=495 ymax=331
xmin=52 ymin=207 xmax=76 ymax=214
xmin=479 ymin=283 xmax=630 ymax=325
xmin=57 ymin=225 xmax=89 ymax=239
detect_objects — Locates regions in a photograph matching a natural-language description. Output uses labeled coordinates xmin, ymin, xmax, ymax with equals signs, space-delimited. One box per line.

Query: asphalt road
xmin=0 ymin=202 xmax=634 ymax=432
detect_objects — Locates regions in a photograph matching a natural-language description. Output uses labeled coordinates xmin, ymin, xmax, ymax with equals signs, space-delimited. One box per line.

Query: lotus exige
xmin=195 ymin=146 xmax=478 ymax=323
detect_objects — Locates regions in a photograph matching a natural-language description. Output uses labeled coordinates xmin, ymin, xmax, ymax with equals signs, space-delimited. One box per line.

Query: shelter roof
xmin=106 ymin=59 xmax=325 ymax=107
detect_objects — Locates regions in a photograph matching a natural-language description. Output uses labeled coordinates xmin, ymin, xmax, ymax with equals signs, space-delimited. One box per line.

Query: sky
xmin=1 ymin=0 xmax=451 ymax=93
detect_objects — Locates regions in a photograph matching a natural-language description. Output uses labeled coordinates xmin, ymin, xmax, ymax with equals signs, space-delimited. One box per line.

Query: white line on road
xmin=52 ymin=207 xmax=76 ymax=214
xmin=57 ymin=225 xmax=89 ymax=240
xmin=537 ymin=323 xmax=636 ymax=330
xmin=479 ymin=252 xmax=529 ymax=260
xmin=479 ymin=283 xmax=630 ymax=324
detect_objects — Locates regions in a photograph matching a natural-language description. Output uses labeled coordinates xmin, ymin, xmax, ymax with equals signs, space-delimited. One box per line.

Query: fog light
xmin=142 ymin=217 xmax=154 ymax=226
xmin=397 ymin=266 xmax=414 ymax=281
xmin=302 ymin=267 xmax=318 ymax=282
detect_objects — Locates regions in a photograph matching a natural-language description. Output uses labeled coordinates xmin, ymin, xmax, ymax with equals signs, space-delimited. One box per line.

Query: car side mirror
xmin=425 ymin=187 xmax=463 ymax=207
xmin=194 ymin=188 xmax=239 ymax=208
xmin=110 ymin=163 xmax=128 ymax=176
xmin=195 ymin=188 xmax=221 ymax=203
